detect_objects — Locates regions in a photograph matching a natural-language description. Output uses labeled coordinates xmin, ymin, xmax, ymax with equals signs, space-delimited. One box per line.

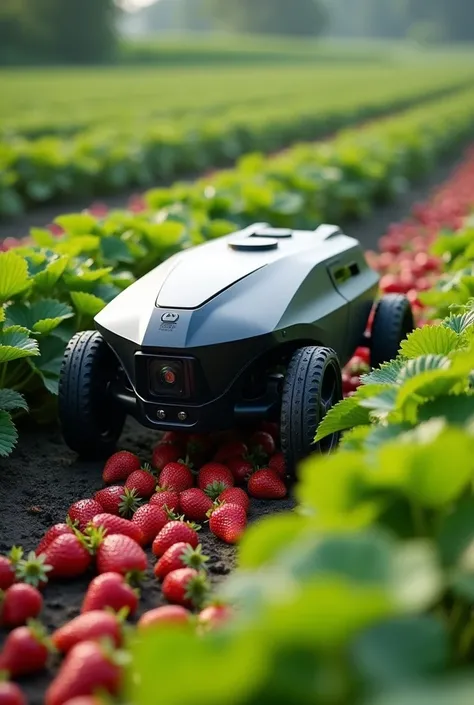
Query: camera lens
xmin=160 ymin=366 xmax=177 ymax=386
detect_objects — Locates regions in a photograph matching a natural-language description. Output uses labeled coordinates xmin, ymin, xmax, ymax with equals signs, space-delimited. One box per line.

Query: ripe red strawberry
xmin=124 ymin=466 xmax=156 ymax=499
xmin=179 ymin=489 xmax=213 ymax=521
xmin=268 ymin=452 xmax=286 ymax=478
xmin=94 ymin=486 xmax=142 ymax=517
xmin=81 ymin=573 xmax=138 ymax=615
xmin=259 ymin=421 xmax=280 ymax=443
xmin=37 ymin=524 xmax=74 ymax=555
xmin=213 ymin=441 xmax=248 ymax=463
xmin=45 ymin=640 xmax=122 ymax=705
xmin=152 ymin=443 xmax=182 ymax=472
xmin=198 ymin=463 xmax=234 ymax=493
xmin=42 ymin=534 xmax=91 ymax=579
xmin=227 ymin=457 xmax=253 ymax=484
xmin=162 ymin=568 xmax=210 ymax=609
xmin=102 ymin=450 xmax=141 ymax=484
xmin=0 ymin=556 xmax=16 ymax=591
xmin=248 ymin=469 xmax=287 ymax=499
xmin=159 ymin=462 xmax=194 ymax=493
xmin=149 ymin=487 xmax=180 ymax=513
xmin=161 ymin=431 xmax=187 ymax=446
xmin=249 ymin=431 xmax=275 ymax=458
xmin=1 ymin=584 xmax=43 ymax=628
xmin=52 ymin=611 xmax=121 ymax=654
xmin=154 ymin=542 xmax=209 ymax=580
xmin=0 ymin=680 xmax=26 ymax=705
xmin=131 ymin=504 xmax=168 ymax=545
xmin=137 ymin=605 xmax=191 ymax=630
xmin=198 ymin=603 xmax=233 ymax=628
xmin=218 ymin=487 xmax=250 ymax=513
xmin=0 ymin=623 xmax=50 ymax=677
xmin=96 ymin=534 xmax=147 ymax=578
xmin=90 ymin=514 xmax=144 ymax=545
xmin=67 ymin=499 xmax=103 ymax=531
xmin=209 ymin=503 xmax=247 ymax=544
xmin=152 ymin=520 xmax=199 ymax=557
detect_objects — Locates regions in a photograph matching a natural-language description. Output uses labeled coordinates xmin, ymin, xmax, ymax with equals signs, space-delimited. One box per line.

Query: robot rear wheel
xmin=280 ymin=345 xmax=343 ymax=477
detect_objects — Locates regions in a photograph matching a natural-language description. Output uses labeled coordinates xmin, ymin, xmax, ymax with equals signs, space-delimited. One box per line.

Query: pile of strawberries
xmin=0 ymin=423 xmax=287 ymax=704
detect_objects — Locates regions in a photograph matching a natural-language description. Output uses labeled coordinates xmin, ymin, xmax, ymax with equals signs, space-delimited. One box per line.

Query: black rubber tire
xmin=280 ymin=346 xmax=342 ymax=478
xmin=370 ymin=294 xmax=414 ymax=369
xmin=58 ymin=330 xmax=126 ymax=459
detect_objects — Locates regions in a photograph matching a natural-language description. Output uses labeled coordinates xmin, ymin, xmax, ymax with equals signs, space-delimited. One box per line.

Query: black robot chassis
xmin=58 ymin=223 xmax=414 ymax=476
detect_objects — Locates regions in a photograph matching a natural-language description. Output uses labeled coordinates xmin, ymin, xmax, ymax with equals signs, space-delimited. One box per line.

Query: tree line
xmin=1 ymin=0 xmax=473 ymax=66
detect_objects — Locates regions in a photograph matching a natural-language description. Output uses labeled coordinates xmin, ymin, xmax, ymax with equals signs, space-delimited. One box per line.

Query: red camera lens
xmin=161 ymin=366 xmax=176 ymax=385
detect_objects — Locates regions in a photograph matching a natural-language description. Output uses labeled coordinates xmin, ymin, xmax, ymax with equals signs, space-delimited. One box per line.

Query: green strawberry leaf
xmin=55 ymin=213 xmax=98 ymax=234
xmin=395 ymin=369 xmax=469 ymax=417
xmin=6 ymin=299 xmax=74 ymax=335
xmin=399 ymin=325 xmax=463 ymax=358
xmin=30 ymin=335 xmax=67 ymax=395
xmin=443 ymin=310 xmax=474 ymax=334
xmin=417 ymin=394 xmax=474 ymax=426
xmin=70 ymin=291 xmax=106 ymax=318
xmin=0 ymin=409 xmax=18 ymax=457
xmin=314 ymin=396 xmax=371 ymax=442
xmin=32 ymin=255 xmax=69 ymax=292
xmin=0 ymin=251 xmax=31 ymax=303
xmin=0 ymin=389 xmax=28 ymax=413
xmin=0 ymin=326 xmax=40 ymax=362
xmin=360 ymin=359 xmax=405 ymax=386
xmin=396 ymin=355 xmax=451 ymax=383
xmin=100 ymin=236 xmax=134 ymax=265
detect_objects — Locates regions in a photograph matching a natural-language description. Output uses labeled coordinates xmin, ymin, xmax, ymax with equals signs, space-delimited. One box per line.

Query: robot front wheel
xmin=58 ymin=330 xmax=126 ymax=459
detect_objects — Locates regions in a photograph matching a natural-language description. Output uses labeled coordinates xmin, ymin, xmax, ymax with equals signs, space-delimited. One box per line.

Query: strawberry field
xmin=1 ymin=50 xmax=474 ymax=705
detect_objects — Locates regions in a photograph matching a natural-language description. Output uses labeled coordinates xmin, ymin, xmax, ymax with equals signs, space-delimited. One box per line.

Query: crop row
xmin=1 ymin=86 xmax=474 ymax=459
xmin=2 ymin=132 xmax=474 ymax=705
xmin=1 ymin=71 xmax=473 ymax=217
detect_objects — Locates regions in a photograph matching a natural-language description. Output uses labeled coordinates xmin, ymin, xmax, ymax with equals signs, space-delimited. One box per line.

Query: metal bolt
xmin=177 ymin=411 xmax=188 ymax=421
xmin=157 ymin=409 xmax=166 ymax=420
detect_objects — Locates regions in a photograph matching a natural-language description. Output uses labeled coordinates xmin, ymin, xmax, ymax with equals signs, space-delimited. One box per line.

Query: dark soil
xmin=0 ymin=145 xmax=470 ymax=703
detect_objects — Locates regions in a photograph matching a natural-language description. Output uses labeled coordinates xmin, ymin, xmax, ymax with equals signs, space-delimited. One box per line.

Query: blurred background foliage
xmin=1 ymin=0 xmax=474 ymax=67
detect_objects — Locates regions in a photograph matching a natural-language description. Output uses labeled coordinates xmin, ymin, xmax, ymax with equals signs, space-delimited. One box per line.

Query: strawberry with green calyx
xmin=0 ymin=583 xmax=43 ymax=628
xmin=67 ymin=499 xmax=103 ymax=532
xmin=102 ymin=450 xmax=141 ymax=484
xmin=248 ymin=431 xmax=276 ymax=463
xmin=52 ymin=610 xmax=123 ymax=654
xmin=154 ymin=542 xmax=209 ymax=580
xmin=198 ymin=463 xmax=234 ymax=493
xmin=149 ymin=487 xmax=180 ymax=514
xmin=96 ymin=534 xmax=147 ymax=582
xmin=0 ymin=676 xmax=26 ymax=705
xmin=217 ymin=487 xmax=250 ymax=513
xmin=45 ymin=640 xmax=126 ymax=705
xmin=203 ymin=481 xmax=229 ymax=502
xmin=152 ymin=519 xmax=200 ymax=557
xmin=124 ymin=463 xmax=156 ymax=499
xmin=15 ymin=550 xmax=53 ymax=589
xmin=41 ymin=533 xmax=93 ymax=580
xmin=162 ymin=568 xmax=210 ymax=610
xmin=158 ymin=461 xmax=194 ymax=493
xmin=131 ymin=504 xmax=169 ymax=545
xmin=94 ymin=486 xmax=142 ymax=518
xmin=179 ymin=488 xmax=213 ymax=521
xmin=227 ymin=457 xmax=254 ymax=485
xmin=88 ymin=514 xmax=144 ymax=546
xmin=137 ymin=605 xmax=192 ymax=630
xmin=0 ymin=621 xmax=52 ymax=678
xmin=208 ymin=503 xmax=247 ymax=544
xmin=81 ymin=573 xmax=138 ymax=615
xmin=0 ymin=548 xmax=23 ymax=591
xmin=259 ymin=421 xmax=280 ymax=444
xmin=152 ymin=443 xmax=182 ymax=472
xmin=36 ymin=525 xmax=74 ymax=556
xmin=248 ymin=469 xmax=287 ymax=500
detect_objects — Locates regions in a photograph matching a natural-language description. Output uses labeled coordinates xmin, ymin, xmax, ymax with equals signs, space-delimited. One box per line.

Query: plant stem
xmin=0 ymin=363 xmax=8 ymax=389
